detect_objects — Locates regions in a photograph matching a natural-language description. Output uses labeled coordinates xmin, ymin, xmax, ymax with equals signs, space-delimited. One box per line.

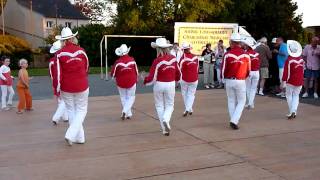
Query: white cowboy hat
xmin=287 ymin=40 xmax=302 ymax=58
xmin=241 ymin=36 xmax=256 ymax=49
xmin=49 ymin=40 xmax=62 ymax=54
xmin=115 ymin=44 xmax=131 ymax=56
xmin=230 ymin=33 xmax=242 ymax=42
xmin=151 ymin=38 xmax=172 ymax=48
xmin=55 ymin=27 xmax=78 ymax=40
xmin=181 ymin=42 xmax=192 ymax=50
xmin=271 ymin=37 xmax=277 ymax=44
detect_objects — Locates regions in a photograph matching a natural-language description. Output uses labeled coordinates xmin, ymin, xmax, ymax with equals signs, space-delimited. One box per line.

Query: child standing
xmin=16 ymin=59 xmax=32 ymax=114
xmin=0 ymin=57 xmax=15 ymax=111
xmin=282 ymin=40 xmax=304 ymax=119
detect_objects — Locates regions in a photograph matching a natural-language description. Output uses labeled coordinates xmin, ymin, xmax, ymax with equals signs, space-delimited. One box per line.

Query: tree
xmin=110 ymin=0 xmax=231 ymax=40
xmin=213 ymin=0 xmax=303 ymax=41
xmin=74 ymin=0 xmax=109 ymax=23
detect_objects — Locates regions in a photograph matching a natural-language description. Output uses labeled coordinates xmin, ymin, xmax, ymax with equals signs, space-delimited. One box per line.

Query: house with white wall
xmin=0 ymin=0 xmax=90 ymax=48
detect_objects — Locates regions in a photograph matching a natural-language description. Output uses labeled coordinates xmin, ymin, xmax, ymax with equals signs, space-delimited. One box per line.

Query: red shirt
xmin=282 ymin=56 xmax=304 ymax=86
xmin=179 ymin=53 xmax=199 ymax=82
xmin=144 ymin=54 xmax=181 ymax=85
xmin=49 ymin=57 xmax=59 ymax=96
xmin=0 ymin=65 xmax=13 ymax=86
xmin=247 ymin=49 xmax=260 ymax=71
xmin=56 ymin=42 xmax=89 ymax=93
xmin=110 ymin=55 xmax=138 ymax=88
xmin=221 ymin=46 xmax=250 ymax=80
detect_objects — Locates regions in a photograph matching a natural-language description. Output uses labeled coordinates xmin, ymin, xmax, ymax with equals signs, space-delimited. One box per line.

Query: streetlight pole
xmin=1 ymin=0 xmax=4 ymax=35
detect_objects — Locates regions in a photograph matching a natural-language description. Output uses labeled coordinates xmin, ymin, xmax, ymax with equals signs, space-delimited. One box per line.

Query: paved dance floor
xmin=1 ymin=90 xmax=320 ymax=180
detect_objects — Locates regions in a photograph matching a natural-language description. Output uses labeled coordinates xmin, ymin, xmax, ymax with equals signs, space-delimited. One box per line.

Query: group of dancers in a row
xmin=1 ymin=27 xmax=304 ymax=145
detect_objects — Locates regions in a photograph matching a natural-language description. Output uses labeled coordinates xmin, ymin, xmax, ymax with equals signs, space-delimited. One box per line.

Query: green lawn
xmin=11 ymin=66 xmax=150 ymax=77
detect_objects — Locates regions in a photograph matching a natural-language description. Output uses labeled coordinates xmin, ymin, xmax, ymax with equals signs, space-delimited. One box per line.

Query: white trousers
xmin=180 ymin=80 xmax=198 ymax=112
xmin=203 ymin=63 xmax=214 ymax=85
xmin=286 ymin=84 xmax=302 ymax=114
xmin=61 ymin=88 xmax=89 ymax=143
xmin=225 ymin=79 xmax=246 ymax=125
xmin=118 ymin=84 xmax=136 ymax=117
xmin=153 ymin=81 xmax=175 ymax=130
xmin=1 ymin=85 xmax=14 ymax=108
xmin=246 ymin=71 xmax=260 ymax=107
xmin=52 ymin=98 xmax=68 ymax=122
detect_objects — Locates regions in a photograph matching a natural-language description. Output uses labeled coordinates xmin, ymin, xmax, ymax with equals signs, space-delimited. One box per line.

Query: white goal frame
xmin=100 ymin=35 xmax=165 ymax=80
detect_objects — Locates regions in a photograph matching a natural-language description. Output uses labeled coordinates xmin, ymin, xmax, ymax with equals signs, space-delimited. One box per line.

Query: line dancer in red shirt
xmin=179 ymin=42 xmax=199 ymax=117
xmin=49 ymin=40 xmax=68 ymax=125
xmin=241 ymin=36 xmax=260 ymax=109
xmin=282 ymin=40 xmax=304 ymax=119
xmin=144 ymin=38 xmax=181 ymax=136
xmin=54 ymin=27 xmax=89 ymax=146
xmin=111 ymin=44 xmax=138 ymax=120
xmin=221 ymin=33 xmax=251 ymax=130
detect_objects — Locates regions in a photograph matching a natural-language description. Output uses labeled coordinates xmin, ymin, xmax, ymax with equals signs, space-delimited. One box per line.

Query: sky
xmin=294 ymin=0 xmax=320 ymax=27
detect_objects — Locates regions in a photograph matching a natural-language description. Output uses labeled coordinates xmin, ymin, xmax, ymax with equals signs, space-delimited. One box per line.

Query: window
xmin=65 ymin=22 xmax=72 ymax=28
xmin=46 ymin=21 xmax=53 ymax=28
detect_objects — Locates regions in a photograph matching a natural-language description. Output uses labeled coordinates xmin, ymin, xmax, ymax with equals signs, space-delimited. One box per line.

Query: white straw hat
xmin=151 ymin=38 xmax=172 ymax=48
xmin=50 ymin=40 xmax=62 ymax=54
xmin=241 ymin=35 xmax=256 ymax=49
xmin=287 ymin=40 xmax=302 ymax=58
xmin=115 ymin=44 xmax=131 ymax=56
xmin=181 ymin=42 xmax=192 ymax=50
xmin=55 ymin=27 xmax=78 ymax=40
xmin=230 ymin=33 xmax=242 ymax=42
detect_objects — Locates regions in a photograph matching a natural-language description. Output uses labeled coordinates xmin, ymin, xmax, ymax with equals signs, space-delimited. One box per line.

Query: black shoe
xmin=189 ymin=112 xmax=193 ymax=115
xmin=52 ymin=121 xmax=57 ymax=126
xmin=121 ymin=112 xmax=126 ymax=120
xmin=65 ymin=138 xmax=73 ymax=146
xmin=163 ymin=122 xmax=170 ymax=133
xmin=183 ymin=111 xmax=188 ymax=117
xmin=287 ymin=112 xmax=296 ymax=120
xmin=126 ymin=116 xmax=131 ymax=120
xmin=230 ymin=122 xmax=239 ymax=130
xmin=164 ymin=132 xmax=170 ymax=136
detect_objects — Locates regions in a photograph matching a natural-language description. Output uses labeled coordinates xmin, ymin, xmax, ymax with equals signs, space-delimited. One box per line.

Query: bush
xmin=0 ymin=35 xmax=33 ymax=69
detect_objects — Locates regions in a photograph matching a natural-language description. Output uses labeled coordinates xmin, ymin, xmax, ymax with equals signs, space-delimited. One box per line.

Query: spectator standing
xmin=214 ymin=40 xmax=226 ymax=88
xmin=0 ymin=57 xmax=14 ymax=111
xmin=202 ymin=43 xmax=215 ymax=89
xmin=273 ymin=37 xmax=288 ymax=97
xmin=302 ymin=37 xmax=320 ymax=99
xmin=255 ymin=37 xmax=272 ymax=95
xmin=16 ymin=59 xmax=32 ymax=114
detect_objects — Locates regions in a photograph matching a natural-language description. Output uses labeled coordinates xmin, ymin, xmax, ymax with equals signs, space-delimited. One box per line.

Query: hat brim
xmin=115 ymin=47 xmax=131 ymax=56
xmin=50 ymin=47 xmax=59 ymax=54
xmin=55 ymin=31 xmax=78 ymax=40
xmin=288 ymin=50 xmax=302 ymax=58
xmin=151 ymin=42 xmax=173 ymax=49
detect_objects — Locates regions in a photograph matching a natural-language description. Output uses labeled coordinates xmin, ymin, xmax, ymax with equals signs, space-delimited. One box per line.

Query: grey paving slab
xmin=137 ymin=162 xmax=281 ymax=180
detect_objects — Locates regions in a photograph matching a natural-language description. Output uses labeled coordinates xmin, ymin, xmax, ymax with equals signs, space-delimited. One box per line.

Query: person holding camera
xmin=202 ymin=43 xmax=215 ymax=89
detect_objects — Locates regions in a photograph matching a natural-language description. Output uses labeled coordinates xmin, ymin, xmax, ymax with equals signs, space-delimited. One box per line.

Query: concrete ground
xmin=1 ymin=88 xmax=320 ymax=179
